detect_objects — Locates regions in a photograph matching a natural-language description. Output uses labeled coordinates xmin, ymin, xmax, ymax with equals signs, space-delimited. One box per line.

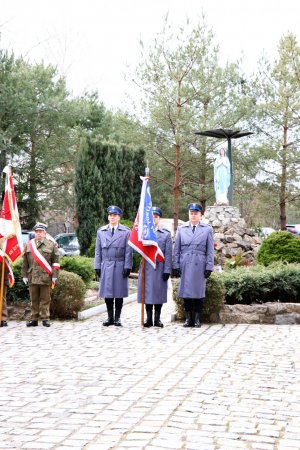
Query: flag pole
xmin=0 ymin=256 xmax=6 ymax=323
xmin=141 ymin=163 xmax=150 ymax=328
xmin=141 ymin=257 xmax=145 ymax=327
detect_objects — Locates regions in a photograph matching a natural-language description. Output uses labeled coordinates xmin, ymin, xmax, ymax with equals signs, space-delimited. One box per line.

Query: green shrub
xmin=172 ymin=273 xmax=225 ymax=322
xmin=120 ymin=218 xmax=133 ymax=228
xmin=7 ymin=259 xmax=30 ymax=304
xmin=50 ymin=270 xmax=86 ymax=319
xmin=59 ymin=256 xmax=95 ymax=285
xmin=221 ymin=262 xmax=300 ymax=304
xmin=87 ymin=237 xmax=96 ymax=258
xmin=257 ymin=231 xmax=300 ymax=266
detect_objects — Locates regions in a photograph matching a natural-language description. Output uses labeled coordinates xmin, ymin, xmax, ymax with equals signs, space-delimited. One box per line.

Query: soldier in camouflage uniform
xmin=22 ymin=223 xmax=60 ymax=327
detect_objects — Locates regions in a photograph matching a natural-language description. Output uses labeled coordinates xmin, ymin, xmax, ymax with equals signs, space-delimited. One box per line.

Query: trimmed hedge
xmin=50 ymin=270 xmax=86 ymax=319
xmin=257 ymin=231 xmax=300 ymax=266
xmin=59 ymin=256 xmax=95 ymax=285
xmin=172 ymin=273 xmax=225 ymax=322
xmin=221 ymin=263 xmax=300 ymax=304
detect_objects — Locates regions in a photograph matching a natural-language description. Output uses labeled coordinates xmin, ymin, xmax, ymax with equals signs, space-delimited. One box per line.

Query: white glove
xmin=52 ymin=278 xmax=57 ymax=283
xmin=23 ymin=277 xmax=28 ymax=285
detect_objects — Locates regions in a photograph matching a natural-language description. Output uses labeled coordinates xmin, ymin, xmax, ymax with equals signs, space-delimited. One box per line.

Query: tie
xmin=192 ymin=226 xmax=196 ymax=233
xmin=111 ymin=227 xmax=115 ymax=237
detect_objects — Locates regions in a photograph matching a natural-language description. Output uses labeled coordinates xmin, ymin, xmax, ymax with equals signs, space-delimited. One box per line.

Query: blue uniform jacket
xmin=94 ymin=224 xmax=132 ymax=298
xmin=173 ymin=222 xmax=214 ymax=299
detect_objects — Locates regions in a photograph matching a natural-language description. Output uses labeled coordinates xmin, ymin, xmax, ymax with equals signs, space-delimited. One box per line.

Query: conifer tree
xmin=75 ymin=139 xmax=103 ymax=254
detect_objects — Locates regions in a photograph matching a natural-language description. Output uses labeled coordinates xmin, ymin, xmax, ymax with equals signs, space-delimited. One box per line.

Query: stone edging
xmin=78 ymin=293 xmax=137 ymax=320
xmin=219 ymin=303 xmax=300 ymax=324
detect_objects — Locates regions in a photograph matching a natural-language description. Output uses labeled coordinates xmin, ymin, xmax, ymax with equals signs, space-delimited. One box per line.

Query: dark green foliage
xmin=59 ymin=257 xmax=95 ymax=286
xmin=128 ymin=148 xmax=146 ymax=219
xmin=75 ymin=139 xmax=104 ymax=254
xmin=7 ymin=259 xmax=30 ymax=303
xmin=221 ymin=263 xmax=300 ymax=304
xmin=257 ymin=231 xmax=300 ymax=266
xmin=132 ymin=253 xmax=142 ymax=273
xmin=75 ymin=141 xmax=145 ymax=254
xmin=120 ymin=218 xmax=133 ymax=229
xmin=172 ymin=274 xmax=225 ymax=322
xmin=50 ymin=270 xmax=86 ymax=319
xmin=87 ymin=237 xmax=96 ymax=258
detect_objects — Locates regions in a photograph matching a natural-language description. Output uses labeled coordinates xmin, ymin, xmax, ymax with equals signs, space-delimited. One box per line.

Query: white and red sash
xmin=28 ymin=240 xmax=52 ymax=275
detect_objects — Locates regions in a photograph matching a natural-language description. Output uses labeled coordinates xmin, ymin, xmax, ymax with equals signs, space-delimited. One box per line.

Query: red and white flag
xmin=128 ymin=177 xmax=164 ymax=268
xmin=0 ymin=166 xmax=24 ymax=263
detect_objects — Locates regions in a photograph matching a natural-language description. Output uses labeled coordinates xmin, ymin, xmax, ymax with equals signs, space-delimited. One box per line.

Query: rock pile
xmin=203 ymin=205 xmax=262 ymax=265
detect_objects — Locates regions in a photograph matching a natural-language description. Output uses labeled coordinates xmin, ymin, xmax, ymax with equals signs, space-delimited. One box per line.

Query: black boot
xmin=144 ymin=305 xmax=153 ymax=327
xmin=194 ymin=312 xmax=201 ymax=328
xmin=154 ymin=305 xmax=163 ymax=328
xmin=26 ymin=320 xmax=38 ymax=327
xmin=114 ymin=308 xmax=122 ymax=327
xmin=42 ymin=320 xmax=51 ymax=327
xmin=0 ymin=320 xmax=8 ymax=327
xmin=183 ymin=311 xmax=193 ymax=327
xmin=103 ymin=309 xmax=114 ymax=326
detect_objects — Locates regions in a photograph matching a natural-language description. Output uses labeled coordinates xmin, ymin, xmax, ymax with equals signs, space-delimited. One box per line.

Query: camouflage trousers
xmin=29 ymin=285 xmax=51 ymax=320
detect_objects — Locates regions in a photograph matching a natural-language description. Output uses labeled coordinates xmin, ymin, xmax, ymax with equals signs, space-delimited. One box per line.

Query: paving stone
xmin=2 ymin=301 xmax=300 ymax=449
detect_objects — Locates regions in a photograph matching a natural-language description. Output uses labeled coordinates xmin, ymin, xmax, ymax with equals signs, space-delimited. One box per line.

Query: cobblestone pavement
xmin=1 ymin=299 xmax=300 ymax=450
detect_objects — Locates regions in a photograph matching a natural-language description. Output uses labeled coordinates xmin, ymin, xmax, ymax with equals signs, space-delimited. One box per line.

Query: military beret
xmin=33 ymin=222 xmax=47 ymax=232
xmin=188 ymin=203 xmax=203 ymax=212
xmin=152 ymin=206 xmax=163 ymax=217
xmin=107 ymin=205 xmax=123 ymax=215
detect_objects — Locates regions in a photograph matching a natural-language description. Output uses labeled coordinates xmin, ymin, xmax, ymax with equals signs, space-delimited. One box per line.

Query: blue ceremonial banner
xmin=128 ymin=176 xmax=164 ymax=269
xmin=139 ymin=178 xmax=157 ymax=246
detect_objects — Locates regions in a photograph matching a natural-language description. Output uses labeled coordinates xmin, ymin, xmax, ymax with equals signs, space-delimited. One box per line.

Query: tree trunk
xmin=279 ymin=124 xmax=288 ymax=230
xmin=173 ymin=80 xmax=182 ymax=234
xmin=28 ymin=135 xmax=39 ymax=227
xmin=173 ymin=142 xmax=180 ymax=233
xmin=199 ymin=105 xmax=208 ymax=211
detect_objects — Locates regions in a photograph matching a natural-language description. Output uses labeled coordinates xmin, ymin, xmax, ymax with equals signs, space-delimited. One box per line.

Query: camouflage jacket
xmin=22 ymin=238 xmax=60 ymax=285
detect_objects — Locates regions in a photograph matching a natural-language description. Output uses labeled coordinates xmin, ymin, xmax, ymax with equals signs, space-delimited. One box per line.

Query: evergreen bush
xmin=50 ymin=270 xmax=86 ymax=319
xmin=7 ymin=259 xmax=30 ymax=304
xmin=87 ymin=237 xmax=96 ymax=258
xmin=172 ymin=273 xmax=225 ymax=322
xmin=257 ymin=231 xmax=300 ymax=266
xmin=221 ymin=263 xmax=300 ymax=304
xmin=59 ymin=256 xmax=95 ymax=285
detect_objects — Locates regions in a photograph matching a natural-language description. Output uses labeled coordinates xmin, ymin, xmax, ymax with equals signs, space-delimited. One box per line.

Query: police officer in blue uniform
xmin=137 ymin=207 xmax=172 ymax=328
xmin=94 ymin=206 xmax=133 ymax=327
xmin=173 ymin=203 xmax=214 ymax=327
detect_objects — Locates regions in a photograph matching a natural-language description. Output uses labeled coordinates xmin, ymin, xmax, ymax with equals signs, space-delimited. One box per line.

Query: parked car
xmin=260 ymin=227 xmax=276 ymax=238
xmin=286 ymin=224 xmax=300 ymax=236
xmin=21 ymin=230 xmax=35 ymax=245
xmin=54 ymin=233 xmax=80 ymax=256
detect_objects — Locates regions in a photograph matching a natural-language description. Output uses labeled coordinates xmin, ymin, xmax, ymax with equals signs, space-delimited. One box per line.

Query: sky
xmin=1 ymin=0 xmax=300 ymax=111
